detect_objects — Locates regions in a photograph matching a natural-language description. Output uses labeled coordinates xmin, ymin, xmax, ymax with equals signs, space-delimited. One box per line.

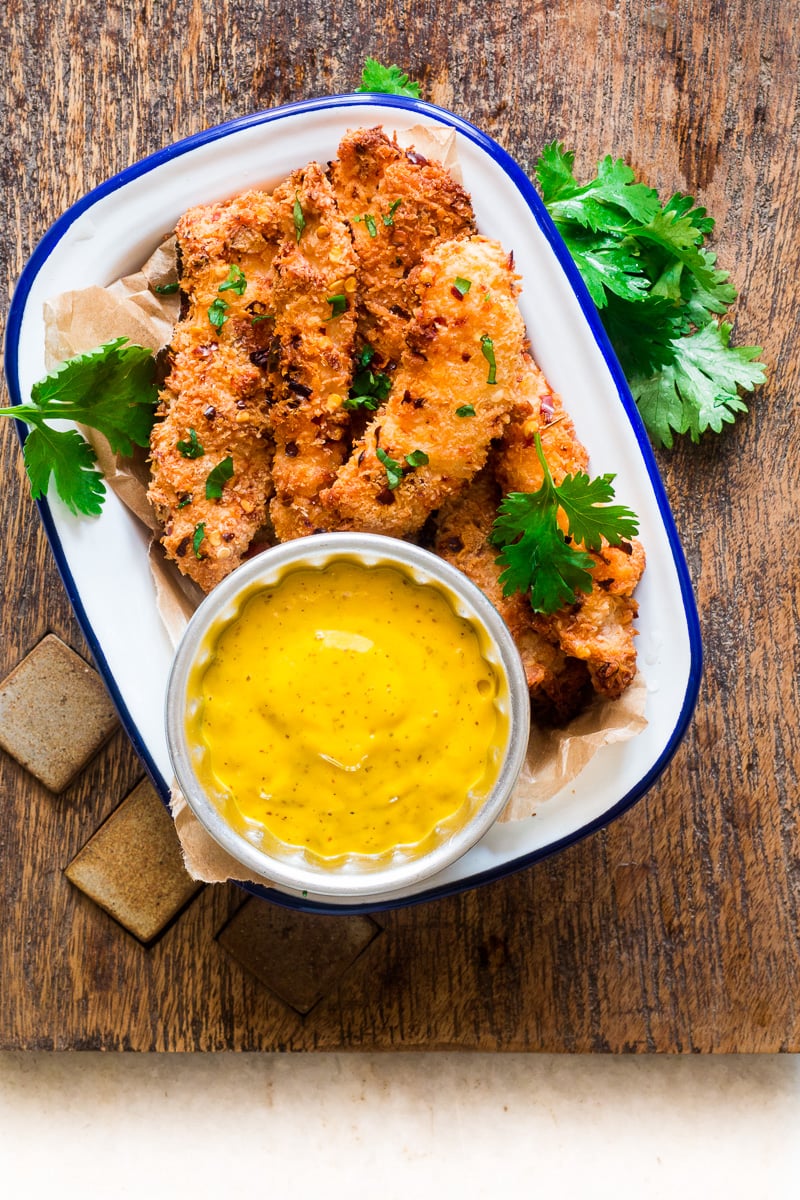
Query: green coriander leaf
xmin=480 ymin=334 xmax=497 ymax=384
xmin=364 ymin=213 xmax=378 ymax=237
xmin=630 ymin=319 xmax=766 ymax=447
xmin=556 ymin=471 xmax=639 ymax=551
xmin=192 ymin=523 xmax=206 ymax=559
xmin=496 ymin=499 xmax=596 ymax=613
xmin=208 ymin=298 xmax=229 ymax=328
xmin=535 ymin=142 xmax=580 ymax=205
xmin=357 ymin=58 xmax=422 ymax=98
xmin=177 ymin=493 xmax=193 ymax=509
xmin=154 ymin=281 xmax=179 ymax=295
xmin=250 ymin=312 xmax=274 ymax=324
xmin=542 ymin=149 xmax=660 ymax=229
xmin=219 ymin=264 xmax=247 ymax=295
xmin=383 ymin=199 xmax=402 ymax=226
xmin=293 ymin=191 xmax=305 ymax=242
xmin=376 ymin=446 xmax=403 ymax=489
xmin=343 ymin=393 xmax=380 ymax=412
xmin=404 ymin=449 xmax=429 ymax=467
xmin=325 ymin=294 xmax=347 ymax=320
xmin=456 ymin=404 xmax=476 ymax=417
xmin=358 ymin=344 xmax=376 ymax=368
xmin=453 ymin=276 xmax=472 ymax=297
xmin=16 ymin=337 xmax=158 ymax=456
xmin=491 ymin=434 xmax=639 ymax=613
xmin=23 ymin=426 xmax=106 ymax=516
xmin=176 ymin=428 xmax=205 ymax=459
xmin=557 ymin=227 xmax=651 ymax=307
xmin=600 ymin=292 xmax=687 ymax=377
xmin=205 ymin=455 xmax=234 ymax=500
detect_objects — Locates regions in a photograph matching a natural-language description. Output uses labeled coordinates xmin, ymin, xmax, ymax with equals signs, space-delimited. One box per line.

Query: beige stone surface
xmin=65 ymin=778 xmax=202 ymax=942
xmin=0 ymin=634 xmax=118 ymax=792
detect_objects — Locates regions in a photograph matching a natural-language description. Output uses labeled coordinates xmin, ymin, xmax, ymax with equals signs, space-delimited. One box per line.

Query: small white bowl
xmin=165 ymin=533 xmax=531 ymax=902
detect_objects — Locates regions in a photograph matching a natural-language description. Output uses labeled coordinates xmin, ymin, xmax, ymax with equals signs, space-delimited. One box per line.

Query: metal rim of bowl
xmin=165 ymin=532 xmax=531 ymax=900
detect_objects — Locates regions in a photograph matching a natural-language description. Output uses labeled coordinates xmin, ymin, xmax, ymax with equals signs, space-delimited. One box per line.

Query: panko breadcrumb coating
xmin=148 ymin=189 xmax=281 ymax=591
xmin=330 ymin=127 xmax=477 ymax=366
xmin=321 ymin=236 xmax=525 ymax=538
xmin=266 ymin=163 xmax=359 ymax=542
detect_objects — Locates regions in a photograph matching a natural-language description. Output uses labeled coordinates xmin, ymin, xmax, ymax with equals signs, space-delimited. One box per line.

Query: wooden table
xmin=1 ymin=0 xmax=798 ymax=1052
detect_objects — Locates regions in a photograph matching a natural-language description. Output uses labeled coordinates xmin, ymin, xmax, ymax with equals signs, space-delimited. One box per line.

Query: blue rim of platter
xmin=4 ymin=92 xmax=703 ymax=916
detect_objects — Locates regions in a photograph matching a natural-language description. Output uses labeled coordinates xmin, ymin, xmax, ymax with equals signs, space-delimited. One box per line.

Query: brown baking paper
xmin=40 ymin=127 xmax=647 ymax=887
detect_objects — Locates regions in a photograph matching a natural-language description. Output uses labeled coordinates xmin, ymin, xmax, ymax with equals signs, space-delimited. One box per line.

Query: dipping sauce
xmin=189 ymin=559 xmax=505 ymax=860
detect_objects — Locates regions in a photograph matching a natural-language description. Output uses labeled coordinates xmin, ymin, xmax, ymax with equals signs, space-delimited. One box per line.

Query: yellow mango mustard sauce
xmin=189 ymin=560 xmax=506 ymax=861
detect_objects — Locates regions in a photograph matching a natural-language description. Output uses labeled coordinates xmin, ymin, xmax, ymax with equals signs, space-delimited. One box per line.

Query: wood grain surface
xmin=1 ymin=0 xmax=798 ymax=1051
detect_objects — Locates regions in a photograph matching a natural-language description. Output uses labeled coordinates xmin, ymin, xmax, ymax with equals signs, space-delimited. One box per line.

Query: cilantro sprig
xmin=491 ymin=434 xmax=639 ymax=614
xmin=0 ymin=338 xmax=158 ymax=516
xmin=357 ymin=58 xmax=421 ymax=98
xmin=536 ymin=142 xmax=766 ymax=446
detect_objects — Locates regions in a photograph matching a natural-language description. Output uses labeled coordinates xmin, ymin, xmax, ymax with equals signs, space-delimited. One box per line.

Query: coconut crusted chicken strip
xmin=329 ymin=127 xmax=477 ymax=366
xmin=322 ymin=236 xmax=524 ymax=538
xmin=494 ymin=363 xmax=646 ymax=700
xmin=148 ymin=189 xmax=281 ymax=592
xmin=266 ymin=163 xmax=359 ymax=542
xmin=434 ymin=471 xmax=593 ymax=725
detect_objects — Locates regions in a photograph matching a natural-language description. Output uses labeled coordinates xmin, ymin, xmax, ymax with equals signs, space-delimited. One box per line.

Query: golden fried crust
xmin=148 ymin=190 xmax=281 ymax=592
xmin=494 ymin=358 xmax=589 ymax=494
xmin=322 ymin=236 xmax=524 ymax=538
xmin=434 ymin=471 xmax=593 ymax=725
xmin=266 ymin=163 xmax=359 ymax=541
xmin=330 ymin=127 xmax=477 ymax=364
xmin=533 ymin=541 xmax=646 ymax=700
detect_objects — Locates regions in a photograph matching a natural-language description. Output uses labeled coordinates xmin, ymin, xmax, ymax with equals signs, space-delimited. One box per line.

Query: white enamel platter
xmin=5 ymin=95 xmax=702 ymax=913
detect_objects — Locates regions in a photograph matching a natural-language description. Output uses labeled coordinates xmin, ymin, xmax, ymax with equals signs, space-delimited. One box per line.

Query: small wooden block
xmin=65 ymin=778 xmax=203 ymax=942
xmin=218 ymin=899 xmax=380 ymax=1014
xmin=0 ymin=634 xmax=119 ymax=792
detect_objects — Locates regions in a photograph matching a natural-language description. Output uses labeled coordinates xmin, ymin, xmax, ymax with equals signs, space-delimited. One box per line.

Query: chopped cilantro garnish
xmin=480 ymin=334 xmax=497 ymax=385
xmin=345 ymin=346 xmax=392 ymax=411
xmin=205 ymin=455 xmax=234 ymax=499
xmin=250 ymin=312 xmax=274 ymax=324
xmin=376 ymin=446 xmax=404 ymax=490
xmin=491 ymin=434 xmax=639 ymax=614
xmin=176 ymin=428 xmax=205 ymax=459
xmin=177 ymin=493 xmax=193 ymax=509
xmin=454 ymin=277 xmax=471 ymax=296
xmin=192 ymin=522 xmax=206 ymax=559
xmin=357 ymin=58 xmax=422 ymax=98
xmin=219 ymin=264 xmax=247 ymax=296
xmin=0 ymin=338 xmax=158 ymax=515
xmin=208 ymin=298 xmax=229 ymax=328
xmin=293 ymin=191 xmax=305 ymax=242
xmin=154 ymin=282 xmax=179 ymax=295
xmin=364 ymin=213 xmax=378 ymax=238
xmin=325 ymin=294 xmax=348 ymax=320
xmin=456 ymin=404 xmax=476 ymax=417
xmin=383 ymin=199 xmax=402 ymax=226
xmin=404 ymin=449 xmax=429 ymax=468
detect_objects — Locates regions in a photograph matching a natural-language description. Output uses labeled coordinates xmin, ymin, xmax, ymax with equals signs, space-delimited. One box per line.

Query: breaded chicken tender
xmin=266 ymin=163 xmax=359 ymax=541
xmin=434 ymin=471 xmax=593 ymax=724
xmin=148 ymin=189 xmax=282 ymax=591
xmin=330 ymin=127 xmax=477 ymax=365
xmin=494 ymin=360 xmax=646 ymax=700
xmin=322 ymin=236 xmax=525 ymax=538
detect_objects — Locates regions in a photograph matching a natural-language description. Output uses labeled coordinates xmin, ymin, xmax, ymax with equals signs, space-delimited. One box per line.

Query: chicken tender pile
xmin=149 ymin=126 xmax=645 ymax=724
